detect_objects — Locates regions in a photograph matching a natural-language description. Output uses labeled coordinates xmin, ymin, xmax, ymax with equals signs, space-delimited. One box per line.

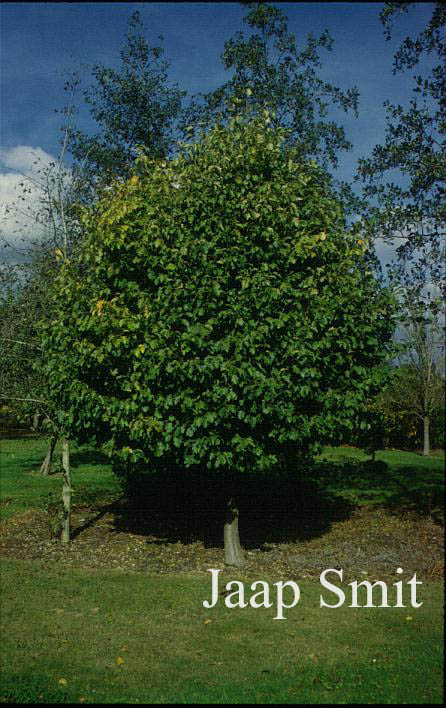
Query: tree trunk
xmin=61 ymin=437 xmax=71 ymax=543
xmin=33 ymin=411 xmax=40 ymax=432
xmin=224 ymin=497 xmax=246 ymax=568
xmin=423 ymin=416 xmax=430 ymax=456
xmin=39 ymin=433 xmax=58 ymax=475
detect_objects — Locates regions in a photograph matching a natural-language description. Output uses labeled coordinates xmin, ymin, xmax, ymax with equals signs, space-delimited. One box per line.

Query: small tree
xmin=65 ymin=10 xmax=185 ymax=201
xmin=0 ymin=127 xmax=78 ymax=475
xmin=0 ymin=264 xmax=56 ymax=455
xmin=0 ymin=266 xmax=72 ymax=540
xmin=386 ymin=293 xmax=445 ymax=456
xmin=43 ymin=116 xmax=396 ymax=566
xmin=0 ymin=135 xmax=75 ymax=541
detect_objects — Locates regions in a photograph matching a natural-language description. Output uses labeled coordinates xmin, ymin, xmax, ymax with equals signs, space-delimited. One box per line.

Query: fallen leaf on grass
xmin=58 ymin=678 xmax=68 ymax=686
xmin=116 ymin=657 xmax=125 ymax=665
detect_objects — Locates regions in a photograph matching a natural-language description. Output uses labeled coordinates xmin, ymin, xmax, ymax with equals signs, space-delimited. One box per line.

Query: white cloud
xmin=0 ymin=145 xmax=71 ymax=259
xmin=374 ymin=222 xmax=444 ymax=286
xmin=0 ymin=145 xmax=56 ymax=175
xmin=0 ymin=170 xmax=44 ymax=256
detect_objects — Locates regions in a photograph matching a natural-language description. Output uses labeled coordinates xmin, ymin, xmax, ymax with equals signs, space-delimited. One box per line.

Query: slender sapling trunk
xmin=39 ymin=432 xmax=59 ymax=475
xmin=61 ymin=437 xmax=71 ymax=543
xmin=33 ymin=411 xmax=40 ymax=431
xmin=423 ymin=416 xmax=430 ymax=456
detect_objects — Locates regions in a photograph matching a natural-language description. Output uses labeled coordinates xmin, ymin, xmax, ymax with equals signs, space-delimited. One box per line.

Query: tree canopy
xmin=43 ymin=116 xmax=396 ymax=477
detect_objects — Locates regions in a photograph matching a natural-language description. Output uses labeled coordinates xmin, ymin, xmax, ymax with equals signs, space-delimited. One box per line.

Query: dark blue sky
xmin=0 ymin=2 xmax=434 ymax=260
xmin=2 ymin=2 xmax=433 ymax=169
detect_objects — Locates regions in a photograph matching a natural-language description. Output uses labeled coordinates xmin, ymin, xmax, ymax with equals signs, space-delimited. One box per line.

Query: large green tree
xmin=356 ymin=2 xmax=445 ymax=297
xmin=43 ymin=116 xmax=396 ymax=567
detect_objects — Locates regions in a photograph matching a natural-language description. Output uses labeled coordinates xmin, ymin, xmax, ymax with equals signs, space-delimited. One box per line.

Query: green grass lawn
xmin=1 ymin=438 xmax=443 ymax=521
xmin=0 ymin=437 xmax=120 ymax=521
xmin=0 ymin=437 xmax=444 ymax=703
xmin=315 ymin=446 xmax=444 ymax=519
xmin=0 ymin=557 xmax=443 ymax=704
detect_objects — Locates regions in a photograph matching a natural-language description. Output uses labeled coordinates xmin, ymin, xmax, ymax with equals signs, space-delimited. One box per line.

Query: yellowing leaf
xmin=204 ymin=619 xmax=212 ymax=625
xmin=116 ymin=656 xmax=125 ymax=665
xmin=58 ymin=678 xmax=68 ymax=686
xmin=94 ymin=299 xmax=107 ymax=312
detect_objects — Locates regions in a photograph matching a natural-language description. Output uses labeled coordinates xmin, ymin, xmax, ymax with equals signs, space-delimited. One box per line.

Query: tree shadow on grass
xmin=101 ymin=453 xmax=445 ymax=548
xmin=70 ymin=507 xmax=110 ymax=540
xmin=70 ymin=448 xmax=110 ymax=467
xmin=68 ymin=449 xmax=444 ymax=548
xmin=109 ymin=462 xmax=355 ymax=549
xmin=314 ymin=458 xmax=444 ymax=524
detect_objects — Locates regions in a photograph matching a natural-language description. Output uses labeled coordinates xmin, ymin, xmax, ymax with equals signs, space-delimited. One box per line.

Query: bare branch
xmin=0 ymin=337 xmax=43 ymax=350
